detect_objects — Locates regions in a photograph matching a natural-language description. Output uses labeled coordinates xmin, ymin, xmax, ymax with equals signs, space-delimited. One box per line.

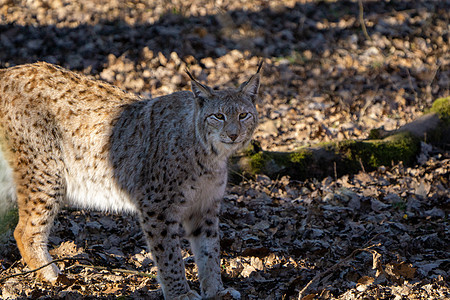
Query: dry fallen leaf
xmin=356 ymin=276 xmax=374 ymax=292
xmin=385 ymin=262 xmax=416 ymax=280
xmin=371 ymin=250 xmax=384 ymax=278
xmin=0 ymin=1 xmax=449 ymax=300
xmin=301 ymin=294 xmax=316 ymax=300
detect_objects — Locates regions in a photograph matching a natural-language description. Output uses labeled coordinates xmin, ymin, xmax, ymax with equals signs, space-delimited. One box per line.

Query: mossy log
xmin=231 ymin=97 xmax=450 ymax=181
xmin=231 ymin=132 xmax=421 ymax=181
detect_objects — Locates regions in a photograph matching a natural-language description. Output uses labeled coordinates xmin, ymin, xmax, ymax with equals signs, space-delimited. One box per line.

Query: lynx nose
xmin=228 ymin=134 xmax=238 ymax=141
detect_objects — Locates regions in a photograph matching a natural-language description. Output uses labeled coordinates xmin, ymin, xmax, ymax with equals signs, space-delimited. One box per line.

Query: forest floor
xmin=0 ymin=0 xmax=449 ymax=299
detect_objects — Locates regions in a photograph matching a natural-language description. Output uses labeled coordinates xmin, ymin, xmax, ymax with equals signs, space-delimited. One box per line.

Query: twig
xmin=69 ymin=264 xmax=156 ymax=278
xmin=427 ymin=65 xmax=440 ymax=87
xmin=297 ymin=243 xmax=381 ymax=299
xmin=0 ymin=257 xmax=156 ymax=283
xmin=333 ymin=161 xmax=338 ymax=180
xmin=358 ymin=89 xmax=379 ymax=124
xmin=359 ymin=157 xmax=366 ymax=173
xmin=0 ymin=257 xmax=88 ymax=283
xmin=406 ymin=68 xmax=419 ymax=104
xmin=358 ymin=0 xmax=372 ymax=41
xmin=268 ymin=174 xmax=280 ymax=194
xmin=363 ymin=232 xmax=382 ymax=248
xmin=425 ymin=64 xmax=441 ymax=102
xmin=229 ymin=168 xmax=251 ymax=183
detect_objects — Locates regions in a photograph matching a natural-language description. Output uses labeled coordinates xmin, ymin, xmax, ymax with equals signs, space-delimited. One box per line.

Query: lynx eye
xmin=213 ymin=113 xmax=225 ymax=120
xmin=239 ymin=112 xmax=249 ymax=120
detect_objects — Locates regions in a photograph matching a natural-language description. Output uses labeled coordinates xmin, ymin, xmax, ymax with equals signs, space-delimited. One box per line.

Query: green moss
xmin=249 ymin=152 xmax=268 ymax=174
xmin=430 ymin=96 xmax=450 ymax=124
xmin=0 ymin=208 xmax=17 ymax=240
xmin=235 ymin=131 xmax=421 ymax=181
xmin=336 ymin=132 xmax=420 ymax=170
xmin=288 ymin=150 xmax=313 ymax=164
xmin=368 ymin=129 xmax=381 ymax=140
xmin=246 ymin=149 xmax=314 ymax=179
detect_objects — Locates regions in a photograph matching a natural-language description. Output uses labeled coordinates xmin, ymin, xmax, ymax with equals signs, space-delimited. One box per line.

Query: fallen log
xmin=230 ymin=97 xmax=449 ymax=181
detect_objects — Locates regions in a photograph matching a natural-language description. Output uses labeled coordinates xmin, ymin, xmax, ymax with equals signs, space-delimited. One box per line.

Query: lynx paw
xmin=217 ymin=288 xmax=241 ymax=299
xmin=37 ymin=263 xmax=60 ymax=283
xmin=174 ymin=290 xmax=202 ymax=300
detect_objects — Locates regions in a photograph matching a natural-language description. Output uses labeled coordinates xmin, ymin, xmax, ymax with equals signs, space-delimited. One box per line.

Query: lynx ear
xmin=239 ymin=61 xmax=262 ymax=102
xmin=185 ymin=69 xmax=213 ymax=102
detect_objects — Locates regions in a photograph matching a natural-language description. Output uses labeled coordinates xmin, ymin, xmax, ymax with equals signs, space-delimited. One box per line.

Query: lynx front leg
xmin=184 ymin=203 xmax=240 ymax=299
xmin=138 ymin=207 xmax=200 ymax=300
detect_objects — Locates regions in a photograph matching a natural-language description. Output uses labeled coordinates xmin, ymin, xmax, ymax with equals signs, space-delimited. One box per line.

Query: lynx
xmin=0 ymin=61 xmax=261 ymax=299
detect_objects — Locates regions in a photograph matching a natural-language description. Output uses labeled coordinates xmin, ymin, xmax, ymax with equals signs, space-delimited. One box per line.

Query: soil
xmin=0 ymin=0 xmax=449 ymax=299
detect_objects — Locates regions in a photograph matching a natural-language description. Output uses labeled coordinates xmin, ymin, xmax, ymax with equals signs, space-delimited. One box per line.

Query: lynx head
xmin=187 ymin=62 xmax=262 ymax=157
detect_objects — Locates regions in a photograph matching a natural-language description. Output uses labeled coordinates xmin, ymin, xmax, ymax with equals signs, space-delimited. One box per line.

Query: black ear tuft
xmin=238 ymin=62 xmax=262 ymax=103
xmin=256 ymin=60 xmax=263 ymax=74
xmin=185 ymin=68 xmax=213 ymax=102
xmin=185 ymin=68 xmax=196 ymax=81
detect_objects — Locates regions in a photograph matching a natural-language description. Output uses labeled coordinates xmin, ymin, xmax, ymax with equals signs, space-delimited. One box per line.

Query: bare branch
xmin=358 ymin=0 xmax=372 ymax=41
xmin=297 ymin=243 xmax=381 ymax=299
xmin=0 ymin=257 xmax=156 ymax=283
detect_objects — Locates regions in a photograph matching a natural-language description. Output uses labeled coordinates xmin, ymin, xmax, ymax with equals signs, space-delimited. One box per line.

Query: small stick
xmin=70 ymin=264 xmax=156 ymax=279
xmin=0 ymin=257 xmax=156 ymax=283
xmin=268 ymin=174 xmax=280 ymax=194
xmin=406 ymin=69 xmax=419 ymax=103
xmin=297 ymin=243 xmax=381 ymax=299
xmin=358 ymin=0 xmax=372 ymax=41
xmin=229 ymin=169 xmax=251 ymax=183
xmin=426 ymin=65 xmax=440 ymax=88
xmin=359 ymin=157 xmax=366 ymax=173
xmin=0 ymin=257 xmax=87 ymax=283
xmin=333 ymin=161 xmax=338 ymax=180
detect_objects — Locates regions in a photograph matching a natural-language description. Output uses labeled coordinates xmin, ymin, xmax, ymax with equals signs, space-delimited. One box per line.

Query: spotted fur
xmin=0 ymin=62 xmax=260 ymax=299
